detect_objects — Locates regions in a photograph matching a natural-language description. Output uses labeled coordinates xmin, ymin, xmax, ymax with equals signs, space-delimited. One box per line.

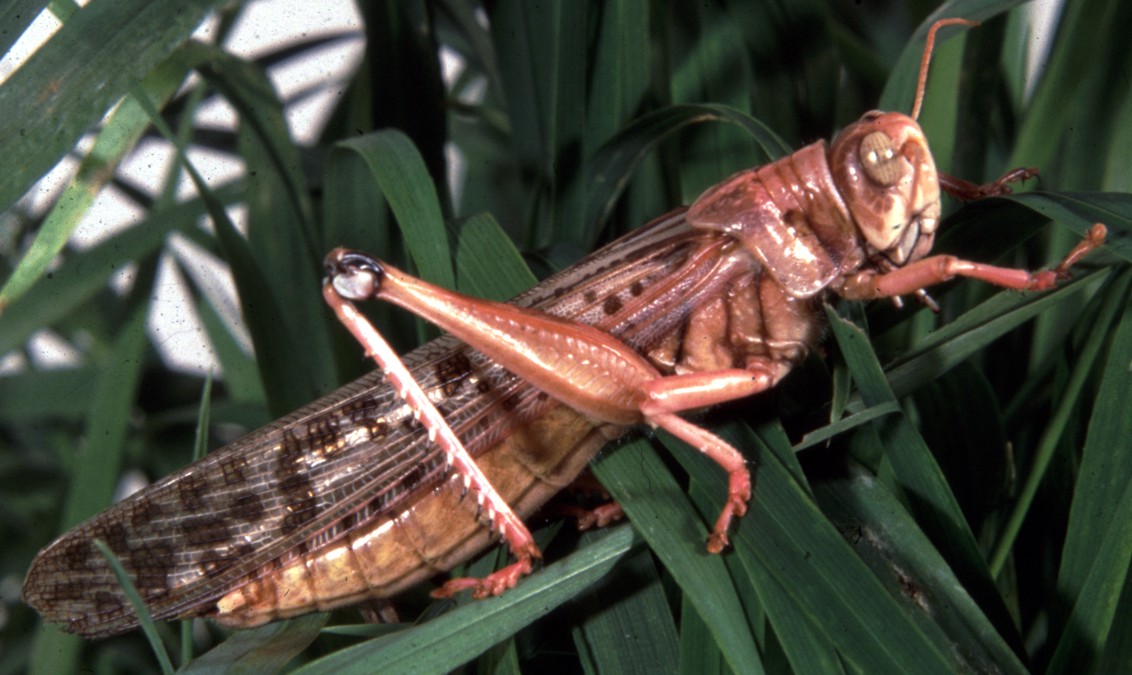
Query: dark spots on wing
xmin=436 ymin=352 xmax=474 ymax=397
xmin=278 ymin=473 xmax=312 ymax=495
xmin=401 ymin=416 xmax=421 ymax=434
xmin=583 ymin=290 xmax=597 ymax=305
xmin=476 ymin=379 xmax=492 ymax=394
xmin=368 ymin=418 xmax=390 ymax=439
xmin=102 ymin=522 xmax=130 ymax=557
xmin=129 ymin=542 xmax=174 ymax=593
xmin=178 ymin=472 xmax=208 ymax=511
xmin=227 ymin=491 xmax=265 ymax=522
xmin=278 ymin=473 xmax=318 ymax=536
xmin=500 ymin=394 xmax=520 ymax=412
xmin=630 ymin=280 xmax=644 ymax=296
xmin=50 ymin=581 xmax=87 ymax=601
xmin=279 ymin=430 xmax=304 ymax=470
xmin=344 ymin=397 xmax=381 ymax=430
xmin=219 ymin=454 xmax=250 ymax=486
xmin=399 ymin=462 xmax=427 ymax=491
xmin=180 ymin=516 xmax=232 ymax=547
xmin=307 ymin=415 xmax=340 ymax=458
xmin=197 ymin=541 xmax=254 ymax=578
xmin=535 ymin=392 xmax=549 ymax=402
xmin=210 ymin=541 xmax=257 ymax=577
xmin=276 ymin=429 xmax=320 ymax=536
xmin=60 ymin=538 xmax=93 ymax=569
xmin=603 ymin=295 xmax=623 ymax=315
xmin=130 ymin=497 xmax=163 ymax=529
xmin=278 ymin=472 xmax=316 ymax=500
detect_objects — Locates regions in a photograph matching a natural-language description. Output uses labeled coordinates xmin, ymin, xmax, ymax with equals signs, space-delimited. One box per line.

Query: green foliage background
xmin=2 ymin=0 xmax=1131 ymax=673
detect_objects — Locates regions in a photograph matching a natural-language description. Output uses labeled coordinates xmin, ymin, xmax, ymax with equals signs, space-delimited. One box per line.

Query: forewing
xmin=22 ymin=335 xmax=534 ymax=637
xmin=23 ymin=209 xmax=708 ymax=638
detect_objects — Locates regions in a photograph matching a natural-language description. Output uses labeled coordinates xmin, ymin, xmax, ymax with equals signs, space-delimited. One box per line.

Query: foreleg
xmin=839 ymin=224 xmax=1106 ymax=300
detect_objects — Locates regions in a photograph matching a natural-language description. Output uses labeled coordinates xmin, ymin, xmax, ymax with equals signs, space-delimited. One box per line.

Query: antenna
xmin=911 ymin=18 xmax=978 ymax=120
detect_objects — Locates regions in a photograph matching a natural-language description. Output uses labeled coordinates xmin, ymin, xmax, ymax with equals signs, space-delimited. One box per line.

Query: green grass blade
xmin=331 ymin=131 xmax=454 ymax=289
xmin=0 ymin=0 xmax=223 ymax=209
xmin=585 ymin=104 xmax=790 ymax=240
xmin=28 ymin=294 xmax=150 ymax=675
xmin=292 ymin=527 xmax=633 ymax=675
xmin=0 ymin=55 xmax=187 ymax=307
xmin=93 ymin=540 xmax=174 ymax=675
xmin=455 ymin=213 xmax=537 ymax=300
xmin=181 ymin=614 xmax=326 ymax=674
xmin=591 ymin=439 xmax=762 ymax=674
xmin=680 ymin=424 xmax=960 ymax=672
xmin=569 ymin=542 xmax=680 ymax=675
xmin=989 ymin=272 xmax=1131 ymax=575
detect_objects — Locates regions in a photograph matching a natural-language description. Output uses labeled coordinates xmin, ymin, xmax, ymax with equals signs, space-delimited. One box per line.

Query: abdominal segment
xmin=208 ymin=406 xmax=621 ymax=627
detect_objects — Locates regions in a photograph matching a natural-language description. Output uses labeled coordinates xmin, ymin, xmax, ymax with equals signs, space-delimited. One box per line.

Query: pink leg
xmin=939 ymin=166 xmax=1039 ymax=200
xmin=546 ymin=472 xmax=626 ymax=530
xmin=639 ymin=367 xmax=777 ymax=551
xmin=840 ymin=224 xmax=1107 ymax=300
xmin=325 ymin=249 xmax=779 ymax=567
xmin=648 ymin=412 xmax=752 ymax=552
xmin=549 ymin=501 xmax=626 ymax=530
xmin=322 ymin=277 xmax=540 ymax=600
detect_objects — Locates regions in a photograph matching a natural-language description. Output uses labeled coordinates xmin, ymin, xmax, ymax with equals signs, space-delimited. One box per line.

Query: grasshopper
xmin=23 ymin=17 xmax=1105 ymax=639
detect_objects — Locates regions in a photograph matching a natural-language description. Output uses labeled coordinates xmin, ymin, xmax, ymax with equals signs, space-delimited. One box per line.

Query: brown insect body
xmin=202 ymin=101 xmax=1109 ymax=627
xmin=21 ymin=211 xmax=727 ymax=636
xmin=23 ymin=20 xmax=1105 ymax=637
xmin=19 ymin=108 xmax=945 ymax=633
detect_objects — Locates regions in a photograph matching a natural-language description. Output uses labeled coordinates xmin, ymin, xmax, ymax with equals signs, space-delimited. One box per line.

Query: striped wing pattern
xmin=24 ymin=210 xmax=722 ymax=637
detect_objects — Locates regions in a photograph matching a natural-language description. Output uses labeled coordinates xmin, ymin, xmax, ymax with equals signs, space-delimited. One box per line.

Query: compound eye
xmin=859 ymin=131 xmax=902 ymax=186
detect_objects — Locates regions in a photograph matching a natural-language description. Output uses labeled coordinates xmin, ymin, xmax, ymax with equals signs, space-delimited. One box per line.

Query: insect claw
xmin=706 ymin=532 xmax=733 ymax=554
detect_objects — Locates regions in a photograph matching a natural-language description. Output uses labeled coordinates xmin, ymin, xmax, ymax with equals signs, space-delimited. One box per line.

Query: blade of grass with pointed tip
xmin=332 ymin=132 xmax=454 ymax=290
xmin=292 ymin=526 xmax=633 ymax=675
